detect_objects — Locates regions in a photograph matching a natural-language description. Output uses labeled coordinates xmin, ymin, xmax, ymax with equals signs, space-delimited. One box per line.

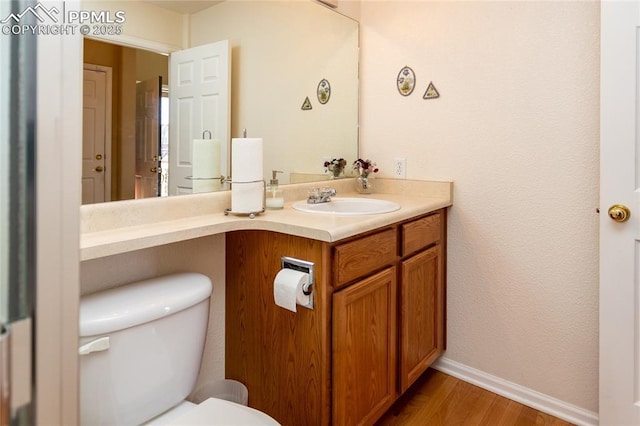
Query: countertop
xmin=80 ymin=178 xmax=453 ymax=261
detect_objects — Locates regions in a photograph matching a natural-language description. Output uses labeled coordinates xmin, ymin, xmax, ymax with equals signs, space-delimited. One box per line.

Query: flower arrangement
xmin=353 ymin=159 xmax=378 ymax=193
xmin=324 ymin=158 xmax=347 ymax=178
xmin=353 ymin=158 xmax=379 ymax=178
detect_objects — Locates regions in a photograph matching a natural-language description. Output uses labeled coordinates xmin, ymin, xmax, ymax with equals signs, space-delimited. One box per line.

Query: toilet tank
xmin=79 ymin=273 xmax=213 ymax=426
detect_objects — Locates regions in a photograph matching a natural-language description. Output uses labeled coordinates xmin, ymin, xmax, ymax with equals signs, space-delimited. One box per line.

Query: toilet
xmin=79 ymin=273 xmax=279 ymax=425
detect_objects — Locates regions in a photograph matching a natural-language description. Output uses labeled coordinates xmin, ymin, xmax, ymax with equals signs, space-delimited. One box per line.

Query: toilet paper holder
xmin=281 ymin=256 xmax=314 ymax=310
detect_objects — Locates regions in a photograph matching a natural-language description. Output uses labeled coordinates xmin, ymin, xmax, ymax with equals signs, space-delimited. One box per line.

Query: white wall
xmin=190 ymin=0 xmax=359 ymax=183
xmin=359 ymin=0 xmax=600 ymax=412
xmin=334 ymin=0 xmax=361 ymax=21
xmin=37 ymin=5 xmax=83 ymax=422
xmin=81 ymin=1 xmax=184 ymax=50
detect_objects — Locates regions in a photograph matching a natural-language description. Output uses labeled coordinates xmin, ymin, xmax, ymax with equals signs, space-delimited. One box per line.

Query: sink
xmin=292 ymin=197 xmax=401 ymax=216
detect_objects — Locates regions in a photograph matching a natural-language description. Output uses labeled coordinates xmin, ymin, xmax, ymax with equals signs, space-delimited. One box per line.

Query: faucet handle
xmin=321 ymin=187 xmax=337 ymax=196
xmin=307 ymin=187 xmax=337 ymax=204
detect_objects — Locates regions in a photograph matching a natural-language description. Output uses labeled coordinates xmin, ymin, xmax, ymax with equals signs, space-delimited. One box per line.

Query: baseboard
xmin=431 ymin=357 xmax=598 ymax=426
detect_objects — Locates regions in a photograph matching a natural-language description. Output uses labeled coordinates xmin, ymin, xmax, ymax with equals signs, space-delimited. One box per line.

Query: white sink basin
xmin=292 ymin=197 xmax=401 ymax=216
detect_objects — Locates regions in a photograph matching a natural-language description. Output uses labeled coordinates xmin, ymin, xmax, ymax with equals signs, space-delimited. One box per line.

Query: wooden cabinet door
xmin=332 ymin=267 xmax=397 ymax=426
xmin=399 ymin=245 xmax=444 ymax=393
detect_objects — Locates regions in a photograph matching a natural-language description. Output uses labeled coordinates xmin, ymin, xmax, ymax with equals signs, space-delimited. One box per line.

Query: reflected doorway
xmin=82 ymin=38 xmax=169 ymax=204
xmin=133 ymin=77 xmax=170 ymax=199
xmin=82 ymin=65 xmax=112 ymax=204
xmin=134 ymin=76 xmax=161 ymax=199
xmin=160 ymin=93 xmax=169 ymax=197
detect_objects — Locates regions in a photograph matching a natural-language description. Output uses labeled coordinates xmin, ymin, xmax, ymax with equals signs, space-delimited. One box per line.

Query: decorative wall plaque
xmin=301 ymin=96 xmax=312 ymax=110
xmin=423 ymin=81 xmax=440 ymax=99
xmin=317 ymin=79 xmax=331 ymax=104
xmin=397 ymin=66 xmax=416 ymax=96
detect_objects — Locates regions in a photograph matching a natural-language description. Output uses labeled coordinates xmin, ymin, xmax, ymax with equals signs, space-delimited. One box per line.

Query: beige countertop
xmin=80 ymin=178 xmax=453 ymax=261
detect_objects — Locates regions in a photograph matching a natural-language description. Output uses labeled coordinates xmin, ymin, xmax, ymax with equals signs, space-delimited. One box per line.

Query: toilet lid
xmin=172 ymin=398 xmax=280 ymax=425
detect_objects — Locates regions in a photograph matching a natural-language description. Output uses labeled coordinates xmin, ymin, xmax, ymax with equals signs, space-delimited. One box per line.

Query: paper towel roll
xmin=273 ymin=269 xmax=310 ymax=312
xmin=231 ymin=181 xmax=263 ymax=213
xmin=193 ymin=179 xmax=221 ymax=194
xmin=192 ymin=139 xmax=220 ymax=179
xmin=231 ymin=138 xmax=263 ymax=182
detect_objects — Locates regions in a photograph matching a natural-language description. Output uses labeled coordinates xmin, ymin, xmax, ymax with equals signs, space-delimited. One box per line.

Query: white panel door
xmin=169 ymin=41 xmax=230 ymax=195
xmin=600 ymin=1 xmax=640 ymax=424
xmin=82 ymin=66 xmax=111 ymax=204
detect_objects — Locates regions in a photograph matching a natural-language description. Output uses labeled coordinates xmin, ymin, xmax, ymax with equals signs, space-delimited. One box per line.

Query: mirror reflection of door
xmin=135 ymin=76 xmax=161 ymax=199
xmin=82 ymin=39 xmax=230 ymax=202
xmin=82 ymin=65 xmax=112 ymax=204
xmin=82 ymin=38 xmax=169 ymax=204
xmin=169 ymin=41 xmax=230 ymax=196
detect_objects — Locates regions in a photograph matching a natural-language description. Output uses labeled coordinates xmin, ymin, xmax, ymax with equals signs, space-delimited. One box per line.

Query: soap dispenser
xmin=266 ymin=170 xmax=284 ymax=209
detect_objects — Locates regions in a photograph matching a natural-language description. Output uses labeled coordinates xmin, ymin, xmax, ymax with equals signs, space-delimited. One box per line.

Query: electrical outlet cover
xmin=393 ymin=158 xmax=407 ymax=179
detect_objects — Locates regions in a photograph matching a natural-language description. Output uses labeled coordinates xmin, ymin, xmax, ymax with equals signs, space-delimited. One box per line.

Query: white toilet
xmin=79 ymin=272 xmax=279 ymax=425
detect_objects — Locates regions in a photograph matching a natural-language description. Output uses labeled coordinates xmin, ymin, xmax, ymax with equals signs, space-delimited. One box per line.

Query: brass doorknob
xmin=95 ymin=166 xmax=103 ymax=172
xmin=608 ymin=204 xmax=631 ymax=223
xmin=150 ymin=167 xmax=158 ymax=173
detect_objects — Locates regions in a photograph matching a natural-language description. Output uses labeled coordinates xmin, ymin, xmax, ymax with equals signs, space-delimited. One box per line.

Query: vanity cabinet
xmin=225 ymin=208 xmax=446 ymax=426
xmin=332 ymin=267 xmax=397 ymax=426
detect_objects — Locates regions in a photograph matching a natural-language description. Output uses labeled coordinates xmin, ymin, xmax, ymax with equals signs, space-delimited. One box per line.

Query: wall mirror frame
xmin=80 ymin=0 xmax=360 ymax=205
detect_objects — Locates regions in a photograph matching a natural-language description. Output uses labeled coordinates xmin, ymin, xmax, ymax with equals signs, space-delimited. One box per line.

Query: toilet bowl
xmin=79 ymin=273 xmax=279 ymax=425
xmin=145 ymin=398 xmax=277 ymax=425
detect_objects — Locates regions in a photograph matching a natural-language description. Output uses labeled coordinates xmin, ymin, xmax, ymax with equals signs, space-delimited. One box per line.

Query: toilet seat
xmin=169 ymin=398 xmax=279 ymax=425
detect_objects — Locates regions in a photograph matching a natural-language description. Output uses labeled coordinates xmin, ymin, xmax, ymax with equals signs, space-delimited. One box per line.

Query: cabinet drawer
xmin=333 ymin=229 xmax=397 ymax=287
xmin=401 ymin=213 xmax=441 ymax=256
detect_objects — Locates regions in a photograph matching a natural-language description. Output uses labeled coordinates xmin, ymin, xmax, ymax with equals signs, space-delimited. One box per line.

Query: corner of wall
xmin=182 ymin=13 xmax=191 ymax=49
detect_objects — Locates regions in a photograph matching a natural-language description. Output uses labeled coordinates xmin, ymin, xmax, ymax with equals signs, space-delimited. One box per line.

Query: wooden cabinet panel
xmin=401 ymin=212 xmax=441 ymax=256
xmin=399 ymin=245 xmax=444 ymax=393
xmin=333 ymin=229 xmax=397 ymax=288
xmin=225 ymin=231 xmax=332 ymax=426
xmin=333 ymin=267 xmax=397 ymax=426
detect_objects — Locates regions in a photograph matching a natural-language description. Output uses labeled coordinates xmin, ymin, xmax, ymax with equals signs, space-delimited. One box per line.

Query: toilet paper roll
xmin=273 ymin=269 xmax=310 ymax=313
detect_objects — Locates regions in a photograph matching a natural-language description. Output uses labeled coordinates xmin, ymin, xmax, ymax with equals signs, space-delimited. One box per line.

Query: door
xmin=169 ymin=41 xmax=230 ymax=195
xmin=135 ymin=76 xmax=162 ymax=199
xmin=82 ymin=65 xmax=112 ymax=204
xmin=600 ymin=1 xmax=640 ymax=424
xmin=333 ymin=267 xmax=397 ymax=426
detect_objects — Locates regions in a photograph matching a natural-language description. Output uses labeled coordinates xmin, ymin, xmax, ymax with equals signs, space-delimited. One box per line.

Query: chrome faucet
xmin=307 ymin=187 xmax=337 ymax=204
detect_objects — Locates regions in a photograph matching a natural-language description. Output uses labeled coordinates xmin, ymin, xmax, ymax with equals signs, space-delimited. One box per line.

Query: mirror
xmin=81 ymin=0 xmax=359 ymax=204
